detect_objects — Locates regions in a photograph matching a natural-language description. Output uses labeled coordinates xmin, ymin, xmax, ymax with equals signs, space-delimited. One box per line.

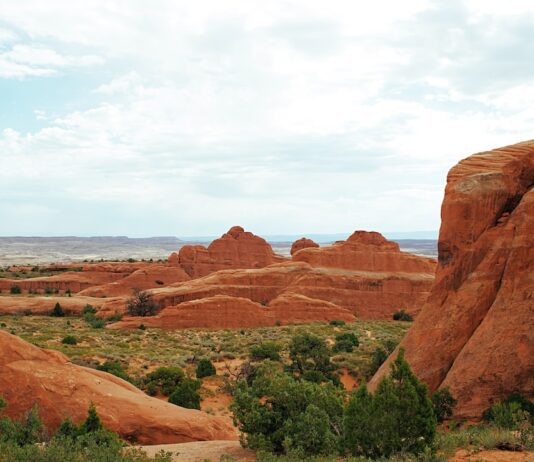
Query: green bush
xmin=250 ymin=342 xmax=282 ymax=361
xmin=392 ymin=309 xmax=413 ymax=321
xmin=96 ymin=361 xmax=132 ymax=383
xmin=483 ymin=393 xmax=534 ymax=427
xmin=126 ymin=289 xmax=158 ymax=317
xmin=82 ymin=304 xmax=96 ymax=315
xmin=168 ymin=378 xmax=201 ymax=410
xmin=289 ymin=334 xmax=337 ymax=385
xmin=329 ymin=320 xmax=346 ymax=326
xmin=9 ymin=285 xmax=21 ymax=295
xmin=231 ymin=362 xmax=344 ymax=456
xmin=432 ymin=387 xmax=457 ymax=423
xmin=51 ymin=303 xmax=65 ymax=317
xmin=332 ymin=333 xmax=359 ymax=353
xmin=143 ymin=367 xmax=184 ymax=396
xmin=61 ymin=335 xmax=77 ymax=345
xmin=83 ymin=311 xmax=105 ymax=329
xmin=344 ymin=349 xmax=436 ymax=458
xmin=196 ymin=358 xmax=216 ymax=379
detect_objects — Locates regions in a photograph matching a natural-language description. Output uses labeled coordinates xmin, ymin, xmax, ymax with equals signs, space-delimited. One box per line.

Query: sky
xmin=1 ymin=0 xmax=533 ymax=237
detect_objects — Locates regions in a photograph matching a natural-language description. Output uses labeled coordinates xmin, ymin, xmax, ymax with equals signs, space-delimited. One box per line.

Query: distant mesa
xmin=370 ymin=140 xmax=534 ymax=419
xmin=290 ymin=237 xmax=319 ymax=255
xmin=0 ymin=330 xmax=236 ymax=444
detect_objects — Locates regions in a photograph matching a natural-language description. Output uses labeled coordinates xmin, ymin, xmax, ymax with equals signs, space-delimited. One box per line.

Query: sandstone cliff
xmin=369 ymin=140 xmax=534 ymax=419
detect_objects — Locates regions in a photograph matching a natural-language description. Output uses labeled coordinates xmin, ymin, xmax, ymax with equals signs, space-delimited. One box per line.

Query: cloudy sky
xmin=1 ymin=0 xmax=533 ymax=237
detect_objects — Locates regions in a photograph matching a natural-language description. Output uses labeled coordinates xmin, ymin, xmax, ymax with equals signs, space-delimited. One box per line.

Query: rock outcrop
xmin=105 ymin=254 xmax=434 ymax=326
xmin=293 ymin=231 xmax=436 ymax=273
xmin=290 ymin=237 xmax=319 ymax=255
xmin=78 ymin=265 xmax=191 ymax=297
xmin=175 ymin=226 xmax=286 ymax=278
xmin=0 ymin=331 xmax=236 ymax=444
xmin=370 ymin=140 xmax=534 ymax=419
xmin=108 ymin=292 xmax=355 ymax=330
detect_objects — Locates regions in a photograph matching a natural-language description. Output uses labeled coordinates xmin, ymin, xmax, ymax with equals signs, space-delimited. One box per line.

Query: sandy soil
xmin=139 ymin=440 xmax=254 ymax=461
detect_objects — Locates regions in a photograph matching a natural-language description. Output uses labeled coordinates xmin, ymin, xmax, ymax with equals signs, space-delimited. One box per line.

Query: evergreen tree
xmin=51 ymin=302 xmax=65 ymax=317
xmin=196 ymin=358 xmax=216 ymax=379
xmin=80 ymin=403 xmax=103 ymax=433
xmin=344 ymin=349 xmax=436 ymax=458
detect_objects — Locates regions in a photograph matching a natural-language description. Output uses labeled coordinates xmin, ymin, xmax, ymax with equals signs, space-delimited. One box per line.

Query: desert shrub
xmin=66 ymin=289 xmax=72 ymax=297
xmin=231 ymin=362 xmax=344 ymax=456
xmin=44 ymin=287 xmax=53 ymax=295
xmin=51 ymin=303 xmax=65 ymax=317
xmin=96 ymin=361 xmax=132 ymax=383
xmin=143 ymin=367 xmax=184 ymax=396
xmin=432 ymin=387 xmax=457 ymax=423
xmin=344 ymin=349 xmax=436 ymax=458
xmin=0 ymin=405 xmax=44 ymax=447
xmin=9 ymin=285 xmax=21 ymax=295
xmin=483 ymin=394 xmax=534 ymax=427
xmin=329 ymin=319 xmax=346 ymax=326
xmin=127 ymin=289 xmax=158 ymax=317
xmin=61 ymin=335 xmax=77 ymax=345
xmin=485 ymin=400 xmax=530 ymax=430
xmin=82 ymin=304 xmax=96 ymax=315
xmin=196 ymin=358 xmax=216 ymax=379
xmin=106 ymin=314 xmax=123 ymax=323
xmin=250 ymin=342 xmax=281 ymax=361
xmin=289 ymin=334 xmax=338 ymax=385
xmin=368 ymin=340 xmax=397 ymax=377
xmin=392 ymin=309 xmax=413 ymax=321
xmin=83 ymin=311 xmax=105 ymax=329
xmin=168 ymin=378 xmax=201 ymax=410
xmin=332 ymin=332 xmax=359 ymax=353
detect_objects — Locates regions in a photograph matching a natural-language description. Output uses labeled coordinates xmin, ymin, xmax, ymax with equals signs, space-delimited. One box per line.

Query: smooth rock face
xmin=370 ymin=141 xmax=534 ymax=419
xmin=290 ymin=237 xmax=319 ymax=255
xmin=0 ymin=331 xmax=237 ymax=444
xmin=176 ymin=226 xmax=286 ymax=278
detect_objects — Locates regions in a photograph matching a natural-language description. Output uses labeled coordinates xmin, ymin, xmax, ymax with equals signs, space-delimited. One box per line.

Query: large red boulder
xmin=369 ymin=140 xmax=534 ymax=419
xmin=0 ymin=331 xmax=236 ymax=444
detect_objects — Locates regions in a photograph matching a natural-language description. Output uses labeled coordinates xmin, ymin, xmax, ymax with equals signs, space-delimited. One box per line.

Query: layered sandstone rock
xmin=370 ymin=140 xmax=534 ymax=419
xmin=0 ymin=331 xmax=236 ymax=444
xmin=290 ymin=237 xmax=319 ymax=255
xmin=108 ymin=292 xmax=355 ymax=330
xmin=176 ymin=226 xmax=286 ymax=278
xmin=78 ymin=265 xmax=191 ymax=298
xmin=0 ymin=295 xmax=107 ymax=315
xmin=105 ymin=256 xmax=433 ymax=325
xmin=293 ymin=231 xmax=436 ymax=273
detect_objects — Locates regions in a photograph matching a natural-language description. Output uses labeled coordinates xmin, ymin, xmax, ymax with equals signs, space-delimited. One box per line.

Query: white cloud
xmin=0 ymin=1 xmax=533 ymax=235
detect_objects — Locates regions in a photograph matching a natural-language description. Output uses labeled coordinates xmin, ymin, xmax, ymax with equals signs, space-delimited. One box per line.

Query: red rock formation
xmin=293 ymin=230 xmax=436 ymax=273
xmin=104 ymin=258 xmax=433 ymax=324
xmin=0 ymin=295 xmax=107 ymax=315
xmin=176 ymin=226 xmax=286 ymax=278
xmin=290 ymin=237 xmax=319 ymax=255
xmin=0 ymin=331 xmax=237 ymax=444
xmin=108 ymin=292 xmax=355 ymax=330
xmin=370 ymin=141 xmax=534 ymax=419
xmin=78 ymin=265 xmax=190 ymax=297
